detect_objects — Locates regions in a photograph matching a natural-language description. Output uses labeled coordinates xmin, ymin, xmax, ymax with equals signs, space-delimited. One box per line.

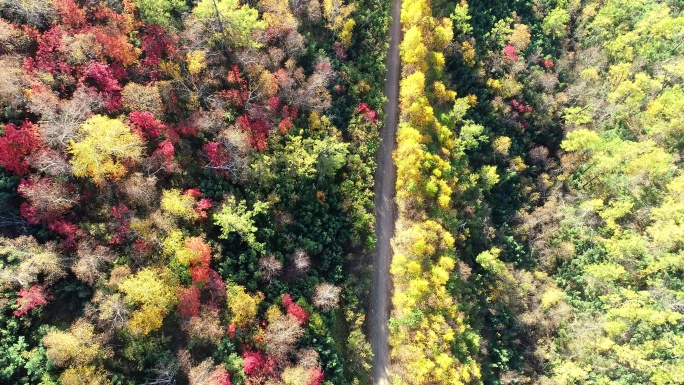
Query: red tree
xmin=0 ymin=121 xmax=41 ymax=175
xmin=242 ymin=350 xmax=264 ymax=375
xmin=178 ymin=286 xmax=201 ymax=318
xmin=55 ymin=0 xmax=87 ymax=30
xmin=18 ymin=178 xmax=78 ymax=224
xmin=503 ymin=44 xmax=519 ymax=62
xmin=282 ymin=294 xmax=309 ymax=324
xmin=48 ymin=220 xmax=84 ymax=251
xmin=308 ymin=367 xmax=325 ymax=385
xmin=129 ymin=111 xmax=167 ymax=139
xmin=14 ymin=285 xmax=51 ymax=317
xmin=83 ymin=61 xmax=123 ymax=112
xmin=141 ymin=25 xmax=177 ymax=66
xmin=108 ymin=204 xmax=133 ymax=245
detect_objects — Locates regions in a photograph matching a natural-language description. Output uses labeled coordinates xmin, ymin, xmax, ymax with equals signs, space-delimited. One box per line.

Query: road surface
xmin=371 ymin=0 xmax=401 ymax=383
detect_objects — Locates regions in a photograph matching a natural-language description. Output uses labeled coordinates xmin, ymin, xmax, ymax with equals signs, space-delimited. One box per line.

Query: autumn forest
xmin=0 ymin=0 xmax=683 ymax=384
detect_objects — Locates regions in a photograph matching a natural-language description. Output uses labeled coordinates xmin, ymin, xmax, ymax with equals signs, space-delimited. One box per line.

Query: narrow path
xmin=370 ymin=0 xmax=401 ymax=383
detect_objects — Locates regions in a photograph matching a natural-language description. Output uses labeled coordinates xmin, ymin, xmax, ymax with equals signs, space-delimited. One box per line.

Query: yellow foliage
xmin=161 ymin=189 xmax=198 ymax=221
xmin=340 ymin=18 xmax=356 ymax=48
xmin=118 ymin=267 xmax=179 ymax=335
xmin=493 ymin=136 xmax=512 ymax=156
xmin=69 ymin=115 xmax=143 ymax=184
xmin=399 ymin=27 xmax=428 ymax=73
xmin=43 ymin=319 xmax=105 ymax=368
xmin=461 ymin=41 xmax=475 ymax=67
xmin=186 ymin=50 xmax=207 ymax=75
xmin=321 ymin=0 xmax=355 ymax=32
xmin=541 ymin=287 xmax=565 ymax=309
xmin=226 ymin=284 xmax=264 ymax=327
xmin=60 ymin=365 xmax=111 ymax=385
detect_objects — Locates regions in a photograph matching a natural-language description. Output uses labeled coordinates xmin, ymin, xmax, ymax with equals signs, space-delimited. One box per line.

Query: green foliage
xmin=193 ymin=0 xmax=266 ymax=48
xmin=214 ymin=196 xmax=270 ymax=251
xmin=542 ymin=7 xmax=569 ymax=38
xmin=134 ymin=0 xmax=187 ymax=28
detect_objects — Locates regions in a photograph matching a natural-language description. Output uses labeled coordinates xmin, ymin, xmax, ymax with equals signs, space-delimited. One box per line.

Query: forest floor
xmin=370 ymin=0 xmax=401 ymax=383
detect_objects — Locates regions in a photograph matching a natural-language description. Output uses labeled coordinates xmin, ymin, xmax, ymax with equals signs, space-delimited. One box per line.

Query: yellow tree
xmin=43 ymin=319 xmax=109 ymax=368
xmin=118 ymin=268 xmax=179 ymax=335
xmin=161 ymin=189 xmax=198 ymax=221
xmin=226 ymin=284 xmax=264 ymax=327
xmin=68 ymin=115 xmax=143 ymax=184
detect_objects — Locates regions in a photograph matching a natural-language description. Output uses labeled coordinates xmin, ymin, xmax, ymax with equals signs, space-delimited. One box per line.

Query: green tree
xmin=134 ymin=0 xmax=186 ymax=29
xmin=193 ymin=0 xmax=266 ymax=48
xmin=213 ymin=196 xmax=269 ymax=250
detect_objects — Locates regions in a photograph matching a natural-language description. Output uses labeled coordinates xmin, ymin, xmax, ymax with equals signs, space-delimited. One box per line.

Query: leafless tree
xmin=120 ymin=173 xmax=159 ymax=209
xmin=30 ymin=86 xmax=101 ymax=149
xmin=29 ymin=149 xmax=73 ymax=176
xmin=312 ymin=283 xmax=341 ymax=310
xmin=289 ymin=248 xmax=311 ymax=276
xmin=0 ymin=0 xmax=56 ymax=28
xmin=259 ymin=254 xmax=283 ymax=282
xmin=265 ymin=312 xmax=304 ymax=362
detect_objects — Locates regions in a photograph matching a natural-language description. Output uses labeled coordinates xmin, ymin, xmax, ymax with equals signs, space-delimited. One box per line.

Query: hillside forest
xmin=0 ymin=0 xmax=683 ymax=385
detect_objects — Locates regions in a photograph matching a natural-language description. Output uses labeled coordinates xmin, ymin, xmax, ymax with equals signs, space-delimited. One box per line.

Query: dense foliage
xmin=389 ymin=0 xmax=684 ymax=384
xmin=2 ymin=0 xmax=683 ymax=384
xmin=0 ymin=0 xmax=388 ymax=383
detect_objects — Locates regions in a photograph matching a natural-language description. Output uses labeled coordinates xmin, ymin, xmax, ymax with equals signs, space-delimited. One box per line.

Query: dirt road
xmin=370 ymin=0 xmax=401 ymax=383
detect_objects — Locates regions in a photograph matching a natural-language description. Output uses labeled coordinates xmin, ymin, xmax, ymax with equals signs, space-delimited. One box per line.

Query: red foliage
xmin=243 ymin=351 xmax=262 ymax=375
xmin=184 ymin=188 xmax=202 ymax=199
xmin=178 ymin=286 xmax=201 ymax=318
xmin=195 ymin=198 xmax=213 ymax=220
xmin=141 ymin=25 xmax=177 ymax=66
xmin=186 ymin=237 xmax=211 ymax=265
xmin=208 ymin=366 xmax=232 ymax=385
xmin=520 ymin=119 xmax=529 ymax=130
xmin=308 ymin=367 xmax=325 ymax=385
xmin=129 ymin=111 xmax=166 ymax=139
xmin=204 ymin=269 xmax=226 ymax=308
xmin=190 ymin=265 xmax=211 ymax=285
xmin=17 ymin=178 xmax=77 ymax=224
xmin=92 ymin=27 xmax=138 ymax=67
xmin=152 ymin=140 xmax=175 ymax=169
xmin=543 ymin=59 xmax=554 ymax=69
xmin=333 ymin=41 xmax=347 ymax=60
xmin=510 ymin=99 xmax=533 ymax=114
xmin=196 ymin=198 xmax=213 ymax=212
xmin=83 ymin=61 xmax=123 ymax=112
xmin=267 ymin=96 xmax=281 ymax=110
xmin=221 ymin=66 xmax=249 ymax=107
xmin=357 ymin=103 xmax=378 ymax=123
xmin=228 ymin=323 xmax=236 ymax=338
xmin=287 ymin=303 xmax=310 ymax=324
xmin=203 ymin=141 xmax=231 ymax=172
xmin=55 ymin=0 xmax=87 ymax=30
xmin=176 ymin=120 xmax=199 ymax=137
xmin=0 ymin=121 xmax=41 ymax=175
xmin=238 ymin=115 xmax=271 ymax=151
xmin=14 ymin=285 xmax=51 ymax=317
xmin=133 ymin=238 xmax=153 ymax=256
xmin=108 ymin=204 xmax=133 ymax=245
xmin=282 ymin=294 xmax=310 ymax=324
xmin=278 ymin=117 xmax=293 ymax=134
xmin=503 ymin=44 xmax=519 ymax=62
xmin=48 ymin=220 xmax=84 ymax=251
xmin=34 ymin=27 xmax=70 ymax=74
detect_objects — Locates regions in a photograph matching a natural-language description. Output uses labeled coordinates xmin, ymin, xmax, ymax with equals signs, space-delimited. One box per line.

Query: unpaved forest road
xmin=371 ymin=0 xmax=401 ymax=383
